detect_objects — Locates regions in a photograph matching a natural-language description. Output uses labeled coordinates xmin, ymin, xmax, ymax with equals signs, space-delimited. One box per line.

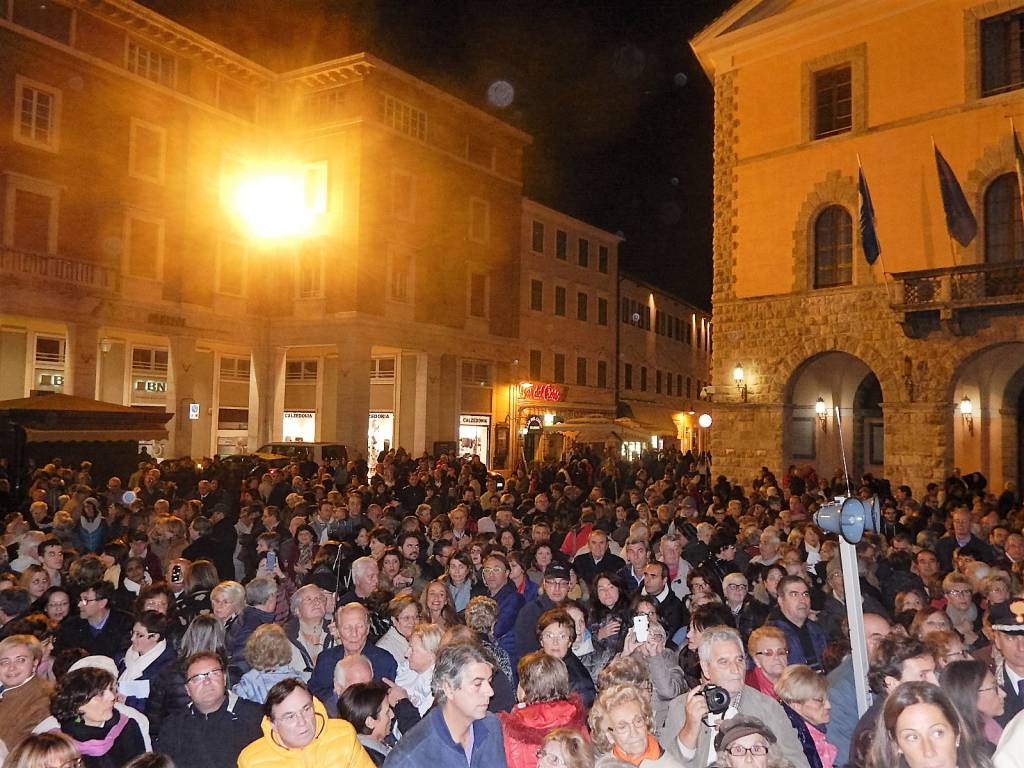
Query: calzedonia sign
xmin=519 ymin=382 xmax=565 ymax=402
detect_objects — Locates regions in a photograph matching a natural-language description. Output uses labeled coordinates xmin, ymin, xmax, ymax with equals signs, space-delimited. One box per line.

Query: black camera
xmin=702 ymin=684 xmax=730 ymax=715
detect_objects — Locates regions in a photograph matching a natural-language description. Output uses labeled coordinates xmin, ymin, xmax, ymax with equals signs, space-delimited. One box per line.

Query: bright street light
xmin=232 ymin=172 xmax=318 ymax=240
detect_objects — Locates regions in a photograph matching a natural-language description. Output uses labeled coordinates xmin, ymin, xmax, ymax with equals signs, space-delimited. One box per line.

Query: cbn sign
xmin=519 ymin=382 xmax=565 ymax=402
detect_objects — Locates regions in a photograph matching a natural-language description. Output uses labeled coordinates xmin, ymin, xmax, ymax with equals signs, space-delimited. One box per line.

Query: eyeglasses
xmin=754 ymin=648 xmax=788 ymax=657
xmin=54 ymin=759 xmax=84 ymax=768
xmin=946 ymin=589 xmax=972 ymax=598
xmin=727 ymin=744 xmax=769 ymax=757
xmin=542 ymin=632 xmax=571 ymax=642
xmin=944 ymin=650 xmax=969 ymax=660
xmin=481 ymin=567 xmax=505 ymax=574
xmin=544 ymin=579 xmax=570 ymax=587
xmin=608 ymin=714 xmax=647 ymax=736
xmin=186 ymin=669 xmax=225 ymax=685
xmin=979 ymin=685 xmax=1001 ymax=694
xmin=276 ymin=703 xmax=316 ymax=726
xmin=78 ymin=597 xmax=101 ymax=604
xmin=726 ymin=584 xmax=748 ymax=591
xmin=536 ymin=749 xmax=565 ymax=768
xmin=131 ymin=630 xmax=156 ymax=640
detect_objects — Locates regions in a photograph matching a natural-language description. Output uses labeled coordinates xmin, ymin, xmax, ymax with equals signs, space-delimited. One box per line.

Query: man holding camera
xmin=660 ymin=627 xmax=809 ymax=768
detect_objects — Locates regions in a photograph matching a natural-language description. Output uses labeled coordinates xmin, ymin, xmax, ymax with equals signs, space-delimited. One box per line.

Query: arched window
xmin=814 ymin=205 xmax=853 ymax=288
xmin=984 ymin=173 xmax=1024 ymax=263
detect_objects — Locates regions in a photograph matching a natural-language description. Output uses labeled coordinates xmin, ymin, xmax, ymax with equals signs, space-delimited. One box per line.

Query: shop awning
xmin=542 ymin=415 xmax=654 ymax=443
xmin=620 ymin=401 xmax=684 ymax=437
xmin=0 ymin=393 xmax=172 ymax=444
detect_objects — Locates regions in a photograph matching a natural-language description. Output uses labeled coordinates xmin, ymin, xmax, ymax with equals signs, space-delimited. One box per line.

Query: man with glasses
xmin=770 ymin=575 xmax=828 ymax=673
xmin=722 ymin=572 xmax=767 ymax=643
xmin=239 ymin=678 xmax=374 ymax=768
xmin=514 ymin=562 xmax=572 ymax=660
xmin=54 ymin=580 xmax=132 ymax=658
xmin=156 ymin=651 xmax=262 ymax=768
xmin=481 ymin=554 xmax=524 ymax=658
xmin=661 ymin=627 xmax=809 ymax=768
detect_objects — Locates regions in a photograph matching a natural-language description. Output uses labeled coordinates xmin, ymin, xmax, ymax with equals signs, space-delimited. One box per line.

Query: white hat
xmin=69 ymin=655 xmax=119 ymax=678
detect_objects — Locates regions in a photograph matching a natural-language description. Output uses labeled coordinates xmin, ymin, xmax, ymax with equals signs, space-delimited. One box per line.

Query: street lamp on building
xmin=815 ymin=397 xmax=828 ymax=432
xmin=959 ymin=395 xmax=974 ymax=436
xmin=733 ymin=363 xmax=747 ymax=402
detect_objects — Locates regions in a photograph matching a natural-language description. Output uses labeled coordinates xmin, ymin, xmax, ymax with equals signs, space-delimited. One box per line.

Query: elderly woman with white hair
xmin=774 ymin=665 xmax=836 ymax=768
xmin=394 ymin=623 xmax=443 ymax=715
xmin=589 ymin=683 xmax=682 ymax=767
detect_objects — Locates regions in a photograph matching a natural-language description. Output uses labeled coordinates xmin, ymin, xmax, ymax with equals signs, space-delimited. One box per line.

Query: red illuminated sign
xmin=519 ymin=382 xmax=565 ymax=402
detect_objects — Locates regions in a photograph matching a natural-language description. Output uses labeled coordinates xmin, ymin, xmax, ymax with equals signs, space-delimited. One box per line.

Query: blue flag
xmin=858 ymin=168 xmax=881 ymax=265
xmin=933 ymin=144 xmax=977 ymax=247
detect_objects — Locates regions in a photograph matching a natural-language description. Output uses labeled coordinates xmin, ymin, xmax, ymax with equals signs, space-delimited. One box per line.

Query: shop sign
xmin=525 ymin=415 xmax=544 ymax=432
xmin=460 ymin=415 xmax=491 ymax=426
xmin=134 ymin=378 xmax=167 ymax=393
xmin=284 ymin=411 xmax=314 ymax=419
xmin=519 ymin=382 xmax=565 ymax=402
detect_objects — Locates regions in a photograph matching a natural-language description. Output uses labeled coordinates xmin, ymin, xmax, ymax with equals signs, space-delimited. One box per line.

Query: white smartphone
xmin=633 ymin=614 xmax=649 ymax=643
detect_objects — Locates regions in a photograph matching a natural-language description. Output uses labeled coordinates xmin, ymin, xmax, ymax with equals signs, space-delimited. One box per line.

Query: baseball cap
xmin=544 ymin=562 xmax=571 ymax=581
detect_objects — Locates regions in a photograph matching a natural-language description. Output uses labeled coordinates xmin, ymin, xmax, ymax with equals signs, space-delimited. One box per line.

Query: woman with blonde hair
xmin=745 ymin=626 xmax=788 ymax=697
xmin=1 ymin=732 xmax=81 ymax=768
xmin=774 ymin=665 xmax=836 ymax=768
xmin=537 ymin=728 xmax=594 ymax=768
xmin=498 ymin=652 xmax=588 ymax=768
xmin=419 ymin=579 xmax=459 ymax=629
xmin=588 ymin=683 xmax=674 ymax=766
xmin=19 ymin=566 xmax=50 ymax=602
xmin=231 ymin=624 xmax=301 ymax=703
xmin=394 ymin=623 xmax=443 ymax=715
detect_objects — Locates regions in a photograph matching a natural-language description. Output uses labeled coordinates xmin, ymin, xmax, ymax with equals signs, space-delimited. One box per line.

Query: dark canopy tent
xmin=0 ymin=393 xmax=172 ymax=497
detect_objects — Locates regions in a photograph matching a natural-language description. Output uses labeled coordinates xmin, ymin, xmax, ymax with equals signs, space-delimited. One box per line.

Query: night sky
xmin=138 ymin=0 xmax=735 ymax=309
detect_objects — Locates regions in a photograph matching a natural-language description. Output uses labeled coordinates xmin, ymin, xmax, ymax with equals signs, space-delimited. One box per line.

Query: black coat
xmin=155 ymin=694 xmax=263 ymax=768
xmin=55 ymin=609 xmax=133 ymax=659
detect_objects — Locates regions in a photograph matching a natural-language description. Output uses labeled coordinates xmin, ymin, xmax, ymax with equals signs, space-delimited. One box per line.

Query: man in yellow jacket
xmin=238 ymin=678 xmax=376 ymax=768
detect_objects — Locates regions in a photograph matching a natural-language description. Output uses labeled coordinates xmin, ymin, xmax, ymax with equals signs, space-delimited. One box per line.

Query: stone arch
xmin=772 ymin=340 xmax=899 ymax=408
xmin=782 ymin=350 xmax=887 ymax=479
xmin=790 ymin=170 xmax=859 ymax=293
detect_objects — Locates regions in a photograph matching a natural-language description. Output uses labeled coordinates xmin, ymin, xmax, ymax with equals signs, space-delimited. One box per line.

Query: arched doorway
xmin=950 ymin=343 xmax=1024 ymax=489
xmin=784 ymin=352 xmax=885 ymax=484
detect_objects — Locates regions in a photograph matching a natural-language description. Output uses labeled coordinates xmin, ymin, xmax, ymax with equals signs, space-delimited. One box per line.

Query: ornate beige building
xmin=692 ymin=0 xmax=1024 ymax=490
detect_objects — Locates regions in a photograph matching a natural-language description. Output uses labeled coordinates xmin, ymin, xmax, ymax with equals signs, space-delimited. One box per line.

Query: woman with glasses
xmin=51 ymin=667 xmax=145 ymax=768
xmin=941 ymin=573 xmax=981 ymax=649
xmin=1 ymin=732 xmax=82 ymax=768
xmin=589 ymin=683 xmax=680 ymax=767
xmin=711 ymin=716 xmax=793 ymax=768
xmin=536 ymin=729 xmax=593 ymax=768
xmin=497 ymin=652 xmax=587 ymax=768
xmin=928 ymin=630 xmax=969 ymax=670
xmin=117 ymin=611 xmax=175 ymax=714
xmin=940 ymin=659 xmax=1006 ymax=754
xmin=538 ymin=608 xmax=596 ymax=708
xmin=745 ymin=626 xmax=789 ymax=697
xmin=774 ymin=664 xmax=836 ymax=768
xmin=33 ymin=587 xmax=71 ymax=626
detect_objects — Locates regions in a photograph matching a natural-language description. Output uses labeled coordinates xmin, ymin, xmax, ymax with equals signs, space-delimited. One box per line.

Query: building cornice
xmin=69 ymin=0 xmax=276 ymax=85
xmin=619 ymin=273 xmax=711 ymax=316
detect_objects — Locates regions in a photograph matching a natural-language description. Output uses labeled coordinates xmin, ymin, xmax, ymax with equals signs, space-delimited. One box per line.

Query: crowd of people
xmin=0 ymin=446 xmax=1021 ymax=768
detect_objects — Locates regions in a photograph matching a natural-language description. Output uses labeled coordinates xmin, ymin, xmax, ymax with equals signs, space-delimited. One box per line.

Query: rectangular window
xmin=577 ymin=292 xmax=588 ymax=321
xmin=598 ymin=245 xmax=609 ymax=274
xmin=217 ymin=240 xmax=246 ymax=296
xmin=469 ymin=198 xmax=490 ymax=243
xmin=622 ymin=297 xmax=632 ymax=324
xmin=285 ymin=360 xmax=319 ymax=382
xmin=532 ymin=221 xmax=544 ymax=252
xmin=530 ymin=279 xmax=543 ymax=311
xmin=12 ymin=0 xmax=72 ymax=43
xmin=666 ymin=374 xmax=672 ymax=396
xmin=304 ymin=87 xmax=350 ymax=124
xmin=678 ymin=374 xmax=683 ymax=396
xmin=656 ymin=370 xmax=663 ymax=394
xmin=556 ymin=230 xmax=567 ymax=260
xmin=624 ymin=363 xmax=633 ymax=390
xmin=132 ymin=347 xmax=168 ymax=374
xmin=578 ymin=238 xmax=589 ymax=267
xmin=576 ymin=357 xmax=588 ymax=386
xmin=529 ymin=349 xmax=542 ymax=379
xmin=553 ymin=353 xmax=565 ymax=384
xmin=813 ymin=65 xmax=852 ymax=139
xmin=598 ymin=297 xmax=608 ymax=326
xmin=392 ymin=171 xmax=414 ymax=221
xmin=469 ymin=272 xmax=487 ymax=317
xmin=125 ymin=215 xmax=163 ymax=280
xmin=381 ymin=94 xmax=427 ymax=141
xmin=129 ymin=119 xmax=166 ymax=184
xmin=35 ymin=336 xmax=65 ymax=367
xmin=554 ymin=286 xmax=566 ymax=316
xmin=982 ymin=10 xmax=1024 ymax=96
xmin=126 ymin=39 xmax=177 ymax=88
xmin=303 ymin=162 xmax=329 ymax=214
xmin=297 ymin=246 xmax=324 ymax=299
xmin=9 ymin=187 xmax=56 ymax=253
xmin=462 ymin=361 xmax=491 ymax=386
xmin=220 ymin=356 xmax=251 ymax=382
xmin=372 ymin=358 xmax=398 ymax=381
xmin=597 ymin=360 xmax=608 ymax=389
xmin=14 ymin=76 xmax=61 ymax=152
xmin=640 ymin=366 xmax=648 ymax=392
xmin=390 ymin=248 xmax=413 ymax=302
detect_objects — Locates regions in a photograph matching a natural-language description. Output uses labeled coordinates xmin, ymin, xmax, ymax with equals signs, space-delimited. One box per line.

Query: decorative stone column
xmin=68 ymin=322 xmax=99 ymax=400
xmin=167 ymin=335 xmax=197 ymax=457
xmin=335 ymin=337 xmax=372 ymax=458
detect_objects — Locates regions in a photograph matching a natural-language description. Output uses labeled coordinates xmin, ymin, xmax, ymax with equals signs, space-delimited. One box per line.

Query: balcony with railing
xmin=0 ymin=246 xmax=118 ymax=294
xmin=890 ymin=261 xmax=1024 ymax=336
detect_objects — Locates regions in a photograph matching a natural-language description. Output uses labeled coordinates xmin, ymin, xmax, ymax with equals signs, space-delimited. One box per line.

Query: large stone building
xmin=1 ymin=0 xmax=710 ymax=469
xmin=692 ymin=0 xmax=1024 ymax=490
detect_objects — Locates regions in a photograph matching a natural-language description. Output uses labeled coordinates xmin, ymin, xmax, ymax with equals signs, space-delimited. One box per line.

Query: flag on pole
xmin=933 ymin=143 xmax=977 ymax=247
xmin=1012 ymin=119 xmax=1024 ymax=223
xmin=857 ymin=166 xmax=881 ymax=265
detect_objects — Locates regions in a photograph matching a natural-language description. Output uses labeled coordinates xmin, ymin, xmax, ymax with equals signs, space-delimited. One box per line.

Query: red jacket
xmin=497 ymin=696 xmax=588 ymax=768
